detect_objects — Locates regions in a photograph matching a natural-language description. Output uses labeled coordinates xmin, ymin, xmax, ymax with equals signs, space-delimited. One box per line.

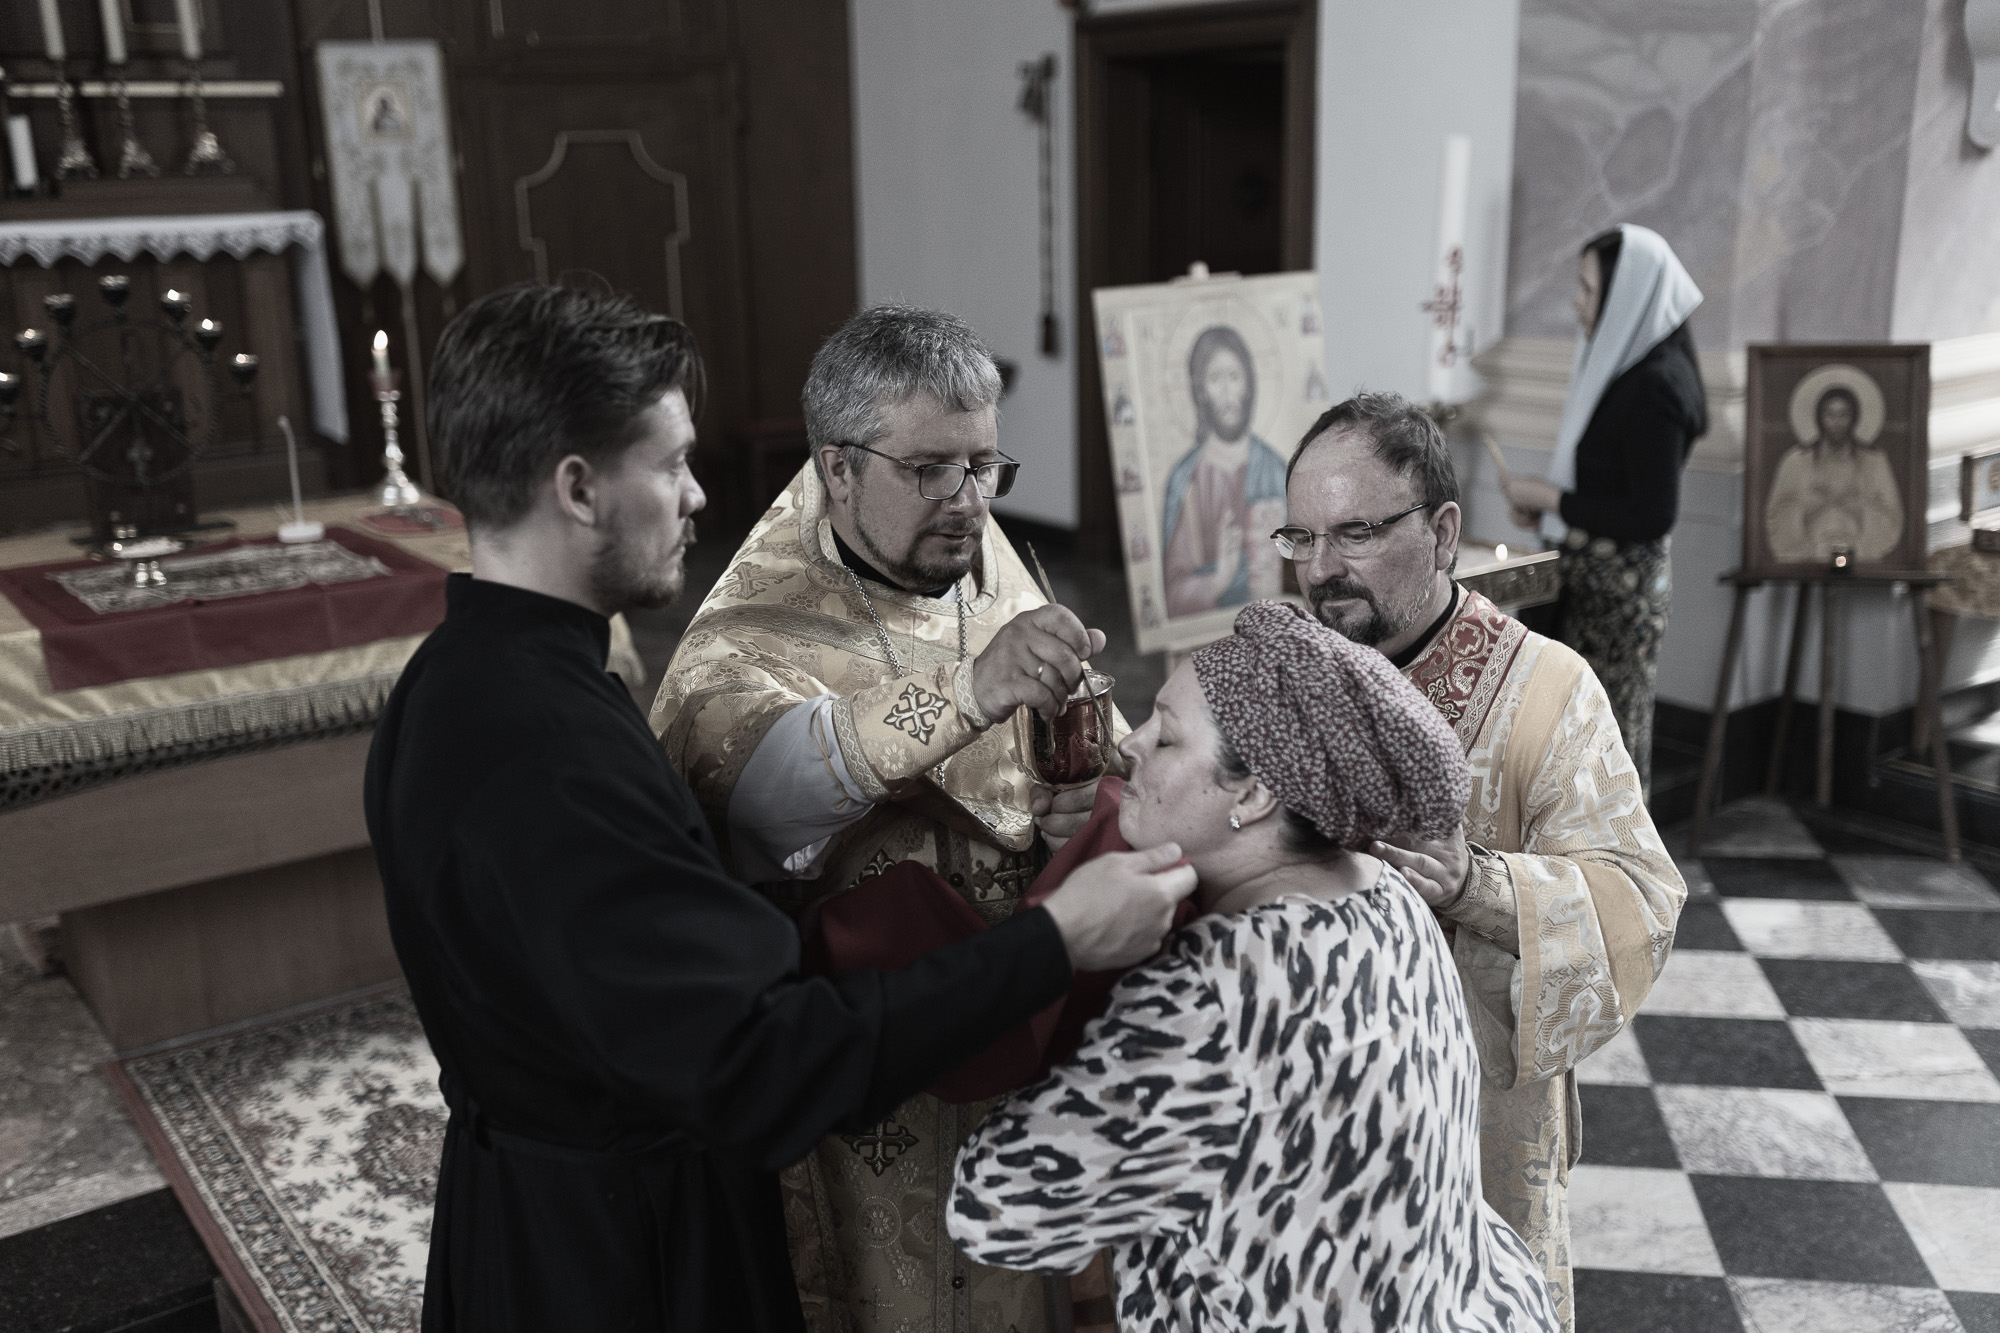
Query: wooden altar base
xmin=1688 ymin=571 xmax=1961 ymax=863
xmin=2 ymin=732 xmax=399 ymax=1051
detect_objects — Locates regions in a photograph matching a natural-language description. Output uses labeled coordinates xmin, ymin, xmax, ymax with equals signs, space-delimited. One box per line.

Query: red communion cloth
xmin=804 ymin=777 xmax=1174 ymax=1103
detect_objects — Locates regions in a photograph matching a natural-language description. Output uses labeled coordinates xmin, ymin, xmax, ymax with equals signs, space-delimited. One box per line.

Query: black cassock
xmin=364 ymin=576 xmax=1071 ymax=1331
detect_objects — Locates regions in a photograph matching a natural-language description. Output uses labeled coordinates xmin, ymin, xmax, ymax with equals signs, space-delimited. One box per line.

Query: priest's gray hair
xmin=803 ymin=305 xmax=1002 ymax=478
xmin=1289 ymin=390 xmax=1459 ymax=509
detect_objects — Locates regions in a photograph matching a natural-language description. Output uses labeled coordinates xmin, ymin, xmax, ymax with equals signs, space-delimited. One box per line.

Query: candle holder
xmin=370 ymin=370 xmax=423 ymax=510
xmin=51 ymin=60 xmax=97 ymax=180
xmin=109 ymin=66 xmax=159 ymax=180
xmin=180 ymin=61 xmax=233 ymax=176
xmin=7 ymin=280 xmax=260 ymax=541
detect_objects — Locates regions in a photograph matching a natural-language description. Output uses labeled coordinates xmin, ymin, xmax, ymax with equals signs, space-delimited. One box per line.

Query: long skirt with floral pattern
xmin=1556 ymin=534 xmax=1672 ymax=793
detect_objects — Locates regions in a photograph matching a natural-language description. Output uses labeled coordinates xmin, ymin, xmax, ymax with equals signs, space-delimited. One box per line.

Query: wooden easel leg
xmin=1817 ymin=584 xmax=1840 ymax=808
xmin=1913 ymin=590 xmax=1962 ymax=864
xmin=1691 ymin=584 xmax=1753 ymax=855
xmin=1766 ymin=582 xmax=1811 ymax=794
xmin=1913 ymin=607 xmax=1957 ymax=755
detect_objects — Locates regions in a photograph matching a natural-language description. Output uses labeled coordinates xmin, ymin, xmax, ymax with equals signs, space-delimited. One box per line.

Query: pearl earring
xmin=1229 ymin=813 xmax=1241 ymax=831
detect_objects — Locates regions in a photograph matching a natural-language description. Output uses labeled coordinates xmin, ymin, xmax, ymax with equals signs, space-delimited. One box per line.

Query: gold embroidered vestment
xmin=652 ymin=466 xmax=1094 ymax=1333
xmin=1407 ymin=588 xmax=1688 ymax=1333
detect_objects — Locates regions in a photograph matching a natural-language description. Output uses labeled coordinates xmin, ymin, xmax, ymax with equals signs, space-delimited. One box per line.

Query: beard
xmin=1203 ymin=401 xmax=1249 ymax=442
xmin=1307 ymin=573 xmax=1427 ymax=648
xmin=852 ymin=492 xmax=982 ymax=590
xmin=589 ymin=512 xmax=692 ymax=614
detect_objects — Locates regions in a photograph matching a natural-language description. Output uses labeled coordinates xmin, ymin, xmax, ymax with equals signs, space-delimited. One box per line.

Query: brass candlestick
xmin=372 ymin=371 xmax=422 ymax=510
xmin=110 ymin=67 xmax=159 ymax=180
xmin=180 ymin=61 xmax=233 ymax=175
xmin=51 ymin=60 xmax=97 ymax=180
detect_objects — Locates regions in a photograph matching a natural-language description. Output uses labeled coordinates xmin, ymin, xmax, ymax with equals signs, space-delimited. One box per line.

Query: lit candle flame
xmin=373 ymin=329 xmax=388 ymax=352
xmin=1495 ymin=543 xmax=1508 ymax=562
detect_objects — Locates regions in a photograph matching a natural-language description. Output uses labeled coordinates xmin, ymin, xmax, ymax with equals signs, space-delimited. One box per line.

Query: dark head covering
xmin=1191 ymin=601 xmax=1470 ymax=849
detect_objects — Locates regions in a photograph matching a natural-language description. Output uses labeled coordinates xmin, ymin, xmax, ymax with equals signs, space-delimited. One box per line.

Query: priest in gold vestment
xmin=1279 ymin=392 xmax=1688 ymax=1332
xmin=653 ymin=307 xmax=1114 ymax=1333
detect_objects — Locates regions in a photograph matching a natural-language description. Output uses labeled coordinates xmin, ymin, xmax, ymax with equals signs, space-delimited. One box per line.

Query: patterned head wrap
xmin=1191 ymin=601 xmax=1471 ymax=849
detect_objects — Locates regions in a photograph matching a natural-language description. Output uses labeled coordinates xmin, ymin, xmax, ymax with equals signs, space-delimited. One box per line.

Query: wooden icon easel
xmin=1687 ymin=570 xmax=1960 ymax=863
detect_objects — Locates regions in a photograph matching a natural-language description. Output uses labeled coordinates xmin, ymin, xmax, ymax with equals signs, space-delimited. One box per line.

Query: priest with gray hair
xmin=652 ymin=304 xmax=1126 ymax=1332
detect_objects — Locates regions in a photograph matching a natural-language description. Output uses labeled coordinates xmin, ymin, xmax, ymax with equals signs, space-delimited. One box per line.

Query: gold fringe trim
xmin=0 ymin=672 xmax=400 ymax=773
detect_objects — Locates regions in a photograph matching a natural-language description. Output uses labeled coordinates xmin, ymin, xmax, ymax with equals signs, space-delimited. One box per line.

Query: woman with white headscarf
xmin=1500 ymin=225 xmax=1707 ymax=792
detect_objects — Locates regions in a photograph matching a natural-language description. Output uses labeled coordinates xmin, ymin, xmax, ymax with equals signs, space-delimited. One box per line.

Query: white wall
xmin=850 ymin=0 xmax=1524 ymax=530
xmin=1313 ymin=0 xmax=1521 ymax=405
xmin=850 ymin=0 xmax=1079 ymax=527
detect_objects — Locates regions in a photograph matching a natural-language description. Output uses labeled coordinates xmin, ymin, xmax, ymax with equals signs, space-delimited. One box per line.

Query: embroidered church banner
xmin=1092 ymin=271 xmax=1327 ymax=654
xmin=313 ymin=40 xmax=465 ymax=291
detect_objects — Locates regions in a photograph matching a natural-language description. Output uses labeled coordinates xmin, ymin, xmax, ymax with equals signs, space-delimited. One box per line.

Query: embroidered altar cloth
xmin=0 ymin=495 xmax=645 ymax=814
xmin=49 ymin=539 xmax=390 ymax=615
xmin=0 ymin=528 xmax=444 ymax=692
xmin=0 ymin=210 xmax=348 ymax=443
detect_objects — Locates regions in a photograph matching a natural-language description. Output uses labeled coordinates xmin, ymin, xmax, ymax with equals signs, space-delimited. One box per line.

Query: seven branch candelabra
xmin=0 ymin=276 xmax=258 ymax=539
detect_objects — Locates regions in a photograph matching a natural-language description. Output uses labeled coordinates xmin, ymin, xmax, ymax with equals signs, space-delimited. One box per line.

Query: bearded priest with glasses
xmin=652 ymin=305 xmax=1121 ymax=1333
xmin=1277 ymin=391 xmax=1687 ymax=1333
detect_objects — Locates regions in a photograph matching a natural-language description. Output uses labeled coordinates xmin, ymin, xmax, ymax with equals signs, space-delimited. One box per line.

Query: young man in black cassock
xmin=364 ymin=285 xmax=1195 ymax=1331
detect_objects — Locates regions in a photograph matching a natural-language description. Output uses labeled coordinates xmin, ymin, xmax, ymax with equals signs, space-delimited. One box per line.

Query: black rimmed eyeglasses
xmin=1270 ymin=501 xmax=1433 ymax=560
xmin=840 ymin=442 xmax=1021 ymax=500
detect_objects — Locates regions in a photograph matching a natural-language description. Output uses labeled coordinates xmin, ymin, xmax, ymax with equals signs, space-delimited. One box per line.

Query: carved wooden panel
xmin=513 ymin=131 xmax=692 ymax=319
xmin=279 ymin=0 xmax=846 ymax=498
xmin=453 ymin=71 xmax=752 ymax=426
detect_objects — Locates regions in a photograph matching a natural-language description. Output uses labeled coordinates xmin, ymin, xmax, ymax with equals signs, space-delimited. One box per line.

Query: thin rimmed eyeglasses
xmin=1270 ymin=501 xmax=1432 ymax=560
xmin=839 ymin=442 xmax=1020 ymax=500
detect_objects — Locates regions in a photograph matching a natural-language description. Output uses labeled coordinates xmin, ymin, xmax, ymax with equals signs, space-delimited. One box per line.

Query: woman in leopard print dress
xmin=949 ymin=603 xmax=1557 ymax=1331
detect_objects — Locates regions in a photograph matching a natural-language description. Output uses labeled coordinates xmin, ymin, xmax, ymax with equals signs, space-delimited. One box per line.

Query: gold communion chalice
xmin=1024 ymin=669 xmax=1118 ymax=789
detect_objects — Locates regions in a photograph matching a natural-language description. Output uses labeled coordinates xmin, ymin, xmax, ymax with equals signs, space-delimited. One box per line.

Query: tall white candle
xmin=38 ymin=0 xmax=67 ymax=60
xmin=175 ymin=0 xmax=201 ymax=60
xmin=7 ymin=117 xmax=37 ymax=192
xmin=372 ymin=329 xmax=391 ymax=379
xmin=99 ymin=0 xmax=127 ymax=64
xmin=1425 ymin=134 xmax=1472 ymax=403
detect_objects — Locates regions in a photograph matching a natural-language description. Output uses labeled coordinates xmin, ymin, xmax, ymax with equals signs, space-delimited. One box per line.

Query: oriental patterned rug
xmin=108 ymin=985 xmax=443 ymax=1333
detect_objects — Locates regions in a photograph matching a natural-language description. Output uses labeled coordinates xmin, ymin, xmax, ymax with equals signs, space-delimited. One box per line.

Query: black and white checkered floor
xmin=1573 ymin=799 xmax=2000 ymax=1332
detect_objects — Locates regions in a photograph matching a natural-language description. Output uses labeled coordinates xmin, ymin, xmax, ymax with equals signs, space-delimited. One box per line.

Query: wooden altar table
xmin=0 ymin=495 xmax=639 ymax=1049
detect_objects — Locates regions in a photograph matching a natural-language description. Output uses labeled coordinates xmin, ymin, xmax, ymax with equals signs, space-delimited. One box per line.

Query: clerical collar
xmin=831 ymin=527 xmax=955 ymax=599
xmin=1388 ymin=583 xmax=1461 ymax=670
xmin=449 ymin=573 xmax=612 ymax=655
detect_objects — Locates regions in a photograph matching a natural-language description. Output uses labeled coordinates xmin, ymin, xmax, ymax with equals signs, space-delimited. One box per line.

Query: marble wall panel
xmin=1725 ymin=0 xmax=1928 ymax=344
xmin=1892 ymin=0 xmax=2000 ymax=341
xmin=1506 ymin=0 xmax=1757 ymax=344
xmin=1508 ymin=0 xmax=1959 ymax=352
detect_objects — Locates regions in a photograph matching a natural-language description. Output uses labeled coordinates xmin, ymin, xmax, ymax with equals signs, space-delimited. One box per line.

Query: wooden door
xmin=1074 ymin=1 xmax=1316 ymax=560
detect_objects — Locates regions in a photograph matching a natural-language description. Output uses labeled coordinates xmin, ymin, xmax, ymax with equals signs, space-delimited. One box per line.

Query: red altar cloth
xmin=0 ymin=526 xmax=448 ymax=691
xmin=807 ymin=778 xmax=1185 ymax=1103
